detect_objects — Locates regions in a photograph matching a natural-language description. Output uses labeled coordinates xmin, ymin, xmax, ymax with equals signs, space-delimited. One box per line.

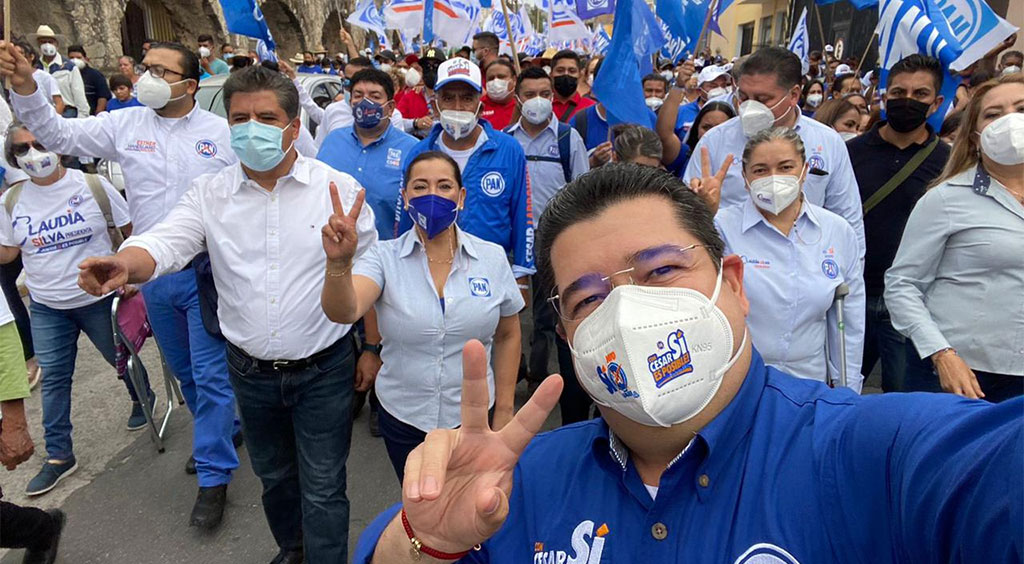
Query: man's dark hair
xmin=346 ymin=56 xmax=373 ymax=72
xmin=231 ymin=55 xmax=253 ymax=71
xmin=67 ymin=44 xmax=86 ymax=58
xmin=1001 ymin=50 xmax=1023 ymax=64
xmin=939 ymin=111 xmax=962 ymax=139
xmin=351 ymin=68 xmax=395 ymax=100
xmin=142 ymin=38 xmax=154 ymax=45
xmin=223 ymin=64 xmax=300 ymax=120
xmin=516 ymin=65 xmax=551 ymax=92
xmin=221 ymin=43 xmax=233 ymax=51
xmin=403 ymin=150 xmax=463 ymax=189
xmin=15 ymin=41 xmax=38 ymax=63
xmin=739 ymin=46 xmax=802 ymax=90
xmin=303 ymin=51 xmax=314 ymax=58
xmin=887 ymin=54 xmax=943 ymax=93
xmin=829 ymin=73 xmax=859 ymax=96
xmin=456 ymin=46 xmax=472 ymax=58
xmin=642 ymin=73 xmax=669 ymax=90
xmin=536 ymin=164 xmax=725 ymax=293
xmin=109 ymin=73 xmax=132 ymax=91
xmin=809 ymin=50 xmax=822 ymax=60
xmin=149 ymin=41 xmax=201 ymax=81
xmin=485 ymin=59 xmax=516 ymax=78
xmin=197 ymin=34 xmax=214 ymax=44
xmin=260 ymin=60 xmax=280 ymax=72
xmin=473 ymin=32 xmax=500 ymax=51
xmin=551 ymin=49 xmax=581 ymax=70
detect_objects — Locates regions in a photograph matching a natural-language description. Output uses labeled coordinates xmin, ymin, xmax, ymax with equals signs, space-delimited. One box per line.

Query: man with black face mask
xmin=397 ymin=48 xmax=444 ymax=138
xmin=846 ymin=54 xmax=950 ymax=394
xmin=550 ymin=50 xmax=594 ymax=123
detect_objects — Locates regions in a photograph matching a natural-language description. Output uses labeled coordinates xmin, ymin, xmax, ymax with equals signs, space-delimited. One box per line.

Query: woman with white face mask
xmin=0 ymin=124 xmax=152 ymax=497
xmin=714 ymin=127 xmax=865 ymax=391
xmin=885 ymin=74 xmax=1024 ymax=403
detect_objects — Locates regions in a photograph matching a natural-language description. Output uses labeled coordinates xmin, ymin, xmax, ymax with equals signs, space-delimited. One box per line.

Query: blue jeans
xmin=862 ymin=295 xmax=908 ymax=392
xmin=141 ymin=270 xmax=239 ymax=487
xmin=227 ymin=336 xmax=355 ymax=563
xmin=31 ymin=295 xmax=146 ymax=460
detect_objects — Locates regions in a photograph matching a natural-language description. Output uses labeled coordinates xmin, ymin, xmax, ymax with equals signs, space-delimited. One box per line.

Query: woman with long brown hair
xmin=885 ymin=73 xmax=1024 ymax=403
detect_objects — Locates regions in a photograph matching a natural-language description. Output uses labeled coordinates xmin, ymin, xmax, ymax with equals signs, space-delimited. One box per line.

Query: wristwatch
xmin=362 ymin=342 xmax=383 ymax=355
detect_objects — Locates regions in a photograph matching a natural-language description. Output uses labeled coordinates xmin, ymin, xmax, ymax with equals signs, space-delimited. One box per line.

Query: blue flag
xmin=256 ymin=39 xmax=277 ymax=62
xmin=577 ymin=0 xmax=615 ymax=20
xmin=219 ymin=0 xmax=276 ymax=51
xmin=656 ymin=0 xmax=713 ymax=50
xmin=877 ymin=0 xmax=1018 ymax=129
xmin=347 ymin=0 xmax=387 ymax=36
xmin=593 ymin=0 xmax=663 ymax=127
xmin=816 ymin=0 xmax=878 ymax=10
xmin=787 ymin=7 xmax=810 ymax=74
xmin=660 ymin=20 xmax=688 ymax=62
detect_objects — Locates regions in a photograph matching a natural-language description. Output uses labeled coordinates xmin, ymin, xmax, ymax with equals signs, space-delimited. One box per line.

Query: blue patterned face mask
xmin=407 ymin=194 xmax=459 ymax=239
xmin=230 ymin=121 xmax=293 ymax=172
xmin=353 ymin=98 xmax=387 ymax=129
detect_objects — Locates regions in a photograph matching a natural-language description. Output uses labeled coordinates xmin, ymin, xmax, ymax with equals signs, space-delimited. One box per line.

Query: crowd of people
xmin=0 ymin=19 xmax=1020 ymax=564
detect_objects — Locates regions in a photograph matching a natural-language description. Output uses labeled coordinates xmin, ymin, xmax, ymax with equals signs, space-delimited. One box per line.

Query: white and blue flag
xmin=348 ymin=0 xmax=388 ymax=36
xmin=788 ymin=7 xmax=810 ymax=75
xmin=877 ymin=0 xmax=1018 ymax=128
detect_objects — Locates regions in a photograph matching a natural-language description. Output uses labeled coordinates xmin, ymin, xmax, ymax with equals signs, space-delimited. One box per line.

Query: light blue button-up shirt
xmin=685 ymin=115 xmax=866 ymax=253
xmin=716 ymin=198 xmax=865 ymax=392
xmin=317 ymin=125 xmax=419 ymax=240
xmin=506 ymin=117 xmax=589 ymax=220
xmin=885 ymin=165 xmax=1024 ymax=375
xmin=352 ymin=227 xmax=525 ymax=432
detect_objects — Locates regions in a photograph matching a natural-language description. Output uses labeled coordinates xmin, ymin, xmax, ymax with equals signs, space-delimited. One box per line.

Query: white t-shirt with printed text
xmin=0 ymin=169 xmax=130 ymax=309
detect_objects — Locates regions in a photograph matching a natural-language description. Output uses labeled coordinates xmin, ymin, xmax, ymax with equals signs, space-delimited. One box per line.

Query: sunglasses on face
xmin=11 ymin=141 xmax=47 ymax=157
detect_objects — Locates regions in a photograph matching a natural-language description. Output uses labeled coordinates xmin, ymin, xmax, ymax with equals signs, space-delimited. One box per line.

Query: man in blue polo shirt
xmin=396 ymin=57 xmax=534 ymax=286
xmin=354 ymin=164 xmax=1022 ymax=563
xmin=318 ymin=68 xmax=418 ymax=240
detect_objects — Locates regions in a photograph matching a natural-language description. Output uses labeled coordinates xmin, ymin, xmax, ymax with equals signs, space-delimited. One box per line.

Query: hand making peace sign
xmin=321 ymin=182 xmax=366 ymax=266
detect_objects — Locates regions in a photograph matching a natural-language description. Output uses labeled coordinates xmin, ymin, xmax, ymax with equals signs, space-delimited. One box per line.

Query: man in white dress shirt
xmin=76 ymin=65 xmax=378 ymax=564
xmin=684 ymin=47 xmax=865 ymax=252
xmin=0 ymin=39 xmax=241 ymax=530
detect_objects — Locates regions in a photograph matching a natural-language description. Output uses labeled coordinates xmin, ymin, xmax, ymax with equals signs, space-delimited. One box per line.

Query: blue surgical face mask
xmin=353 ymin=98 xmax=386 ymax=129
xmin=407 ymin=194 xmax=459 ymax=239
xmin=230 ymin=121 xmax=294 ymax=172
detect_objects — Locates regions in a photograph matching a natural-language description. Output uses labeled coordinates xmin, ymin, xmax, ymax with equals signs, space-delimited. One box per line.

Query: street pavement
xmin=0 ymin=326 xmax=880 ymax=563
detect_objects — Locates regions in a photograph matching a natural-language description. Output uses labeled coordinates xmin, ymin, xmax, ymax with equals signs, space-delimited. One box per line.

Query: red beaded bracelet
xmin=401 ymin=508 xmax=481 ymax=561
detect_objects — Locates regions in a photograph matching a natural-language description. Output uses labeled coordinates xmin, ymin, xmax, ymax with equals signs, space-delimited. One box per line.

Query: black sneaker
xmin=126 ymin=391 xmax=157 ymax=431
xmin=189 ymin=485 xmax=227 ymax=529
xmin=269 ymin=549 xmax=304 ymax=564
xmin=22 ymin=509 xmax=65 ymax=564
xmin=26 ymin=459 xmax=78 ymax=497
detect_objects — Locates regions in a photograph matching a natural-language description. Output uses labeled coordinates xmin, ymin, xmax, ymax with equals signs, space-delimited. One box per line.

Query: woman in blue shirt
xmin=714 ymin=127 xmax=865 ymax=391
xmin=321 ymin=151 xmax=524 ymax=481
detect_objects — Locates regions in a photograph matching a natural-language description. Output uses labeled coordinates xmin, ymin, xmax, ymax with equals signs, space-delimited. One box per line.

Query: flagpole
xmin=3 ymin=0 xmax=9 ymax=90
xmin=854 ymin=32 xmax=876 ymax=74
xmin=812 ymin=2 xmax=829 ymax=60
xmin=500 ymin=0 xmax=523 ymax=74
xmin=694 ymin=0 xmax=717 ymax=59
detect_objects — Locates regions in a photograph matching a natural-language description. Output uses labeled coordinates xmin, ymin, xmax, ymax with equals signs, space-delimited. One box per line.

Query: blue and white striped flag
xmin=549 ymin=0 xmax=591 ymax=43
xmin=591 ymin=25 xmax=611 ymax=55
xmin=877 ymin=0 xmax=1018 ymax=129
xmin=787 ymin=7 xmax=809 ymax=75
xmin=256 ymin=39 xmax=277 ymax=62
xmin=348 ymin=0 xmax=387 ymax=36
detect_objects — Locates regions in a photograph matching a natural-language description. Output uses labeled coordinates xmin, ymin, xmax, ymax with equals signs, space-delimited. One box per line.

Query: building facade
xmin=10 ymin=0 xmax=355 ymax=74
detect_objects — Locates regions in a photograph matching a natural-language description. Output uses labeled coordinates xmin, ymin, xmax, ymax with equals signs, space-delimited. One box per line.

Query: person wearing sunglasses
xmin=352 ymin=163 xmax=1021 ymax=564
xmin=0 ymin=124 xmax=152 ymax=498
xmin=321 ymin=150 xmax=523 ymax=483
xmin=0 ymin=39 xmax=242 ymax=530
xmin=714 ymin=127 xmax=864 ymax=391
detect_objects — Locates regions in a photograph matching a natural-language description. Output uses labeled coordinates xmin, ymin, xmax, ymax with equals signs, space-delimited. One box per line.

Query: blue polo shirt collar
xmin=587 ymin=349 xmax=768 ymax=502
xmin=348 ymin=123 xmax=394 ymax=149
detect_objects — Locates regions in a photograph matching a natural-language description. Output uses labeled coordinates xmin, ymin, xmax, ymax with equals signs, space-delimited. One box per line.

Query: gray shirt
xmin=353 ymin=227 xmax=525 ymax=432
xmin=507 ymin=118 xmax=589 ymax=219
xmin=885 ymin=164 xmax=1024 ymax=375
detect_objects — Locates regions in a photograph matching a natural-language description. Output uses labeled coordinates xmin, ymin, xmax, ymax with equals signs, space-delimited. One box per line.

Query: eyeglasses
xmin=10 ymin=141 xmax=47 ymax=157
xmin=140 ymin=64 xmax=185 ymax=79
xmin=549 ymin=244 xmax=712 ymax=322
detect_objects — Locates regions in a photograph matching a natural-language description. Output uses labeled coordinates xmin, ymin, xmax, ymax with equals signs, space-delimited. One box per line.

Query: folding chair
xmin=111 ymin=295 xmax=184 ymax=453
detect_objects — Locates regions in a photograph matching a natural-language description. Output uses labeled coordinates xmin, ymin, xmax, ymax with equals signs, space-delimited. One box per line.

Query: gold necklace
xmin=418 ymin=230 xmax=456 ymax=264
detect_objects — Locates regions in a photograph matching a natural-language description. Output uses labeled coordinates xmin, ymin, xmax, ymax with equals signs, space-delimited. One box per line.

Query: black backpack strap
xmin=556 ymin=122 xmax=573 ymax=184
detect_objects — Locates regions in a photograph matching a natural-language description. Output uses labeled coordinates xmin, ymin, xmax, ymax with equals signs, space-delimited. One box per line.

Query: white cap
xmin=697 ymin=65 xmax=729 ymax=86
xmin=434 ymin=57 xmax=482 ymax=92
xmin=825 ymin=44 xmax=834 ymax=53
xmin=835 ymin=63 xmax=853 ymax=76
